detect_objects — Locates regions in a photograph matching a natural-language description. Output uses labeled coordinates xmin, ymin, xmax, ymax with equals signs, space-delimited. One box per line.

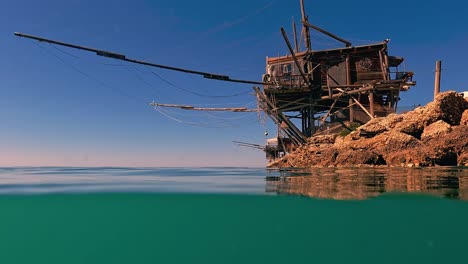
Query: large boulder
xmin=393 ymin=106 xmax=435 ymax=138
xmin=461 ymin=109 xmax=468 ymax=126
xmin=435 ymin=91 xmax=468 ymax=125
xmin=458 ymin=152 xmax=468 ymax=166
xmin=358 ymin=113 xmax=403 ymax=138
xmin=307 ymin=134 xmax=337 ymax=145
xmin=394 ymin=91 xmax=468 ymax=138
xmin=421 ymin=120 xmax=452 ymax=141
xmin=335 ymin=149 xmax=385 ymax=166
xmin=386 ymin=126 xmax=468 ymax=167
xmin=358 ymin=117 xmax=387 ymax=137
xmin=383 ymin=131 xmax=420 ymax=153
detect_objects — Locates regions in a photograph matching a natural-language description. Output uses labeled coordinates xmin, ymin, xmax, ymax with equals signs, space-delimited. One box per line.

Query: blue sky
xmin=0 ymin=0 xmax=467 ymax=167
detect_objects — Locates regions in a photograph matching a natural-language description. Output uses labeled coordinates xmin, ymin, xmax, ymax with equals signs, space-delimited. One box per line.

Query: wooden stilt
xmin=369 ymin=92 xmax=375 ymax=117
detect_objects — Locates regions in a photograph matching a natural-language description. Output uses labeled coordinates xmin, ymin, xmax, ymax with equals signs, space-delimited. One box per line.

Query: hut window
xmin=282 ymin=64 xmax=292 ymax=74
xmin=303 ymin=62 xmax=309 ymax=73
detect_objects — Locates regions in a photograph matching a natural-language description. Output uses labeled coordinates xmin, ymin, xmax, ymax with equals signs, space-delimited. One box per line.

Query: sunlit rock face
xmin=270 ymin=91 xmax=468 ymax=168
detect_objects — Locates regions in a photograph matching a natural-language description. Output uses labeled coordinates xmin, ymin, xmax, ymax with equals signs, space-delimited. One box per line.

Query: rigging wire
xmin=35 ymin=42 xmax=263 ymax=128
xmin=148 ymin=69 xmax=253 ymax=98
xmin=53 ymin=43 xmax=250 ymax=98
xmin=152 ymin=100 xmax=259 ymax=124
xmin=152 ymin=105 xmax=260 ymax=128
xmin=196 ymin=0 xmax=277 ymax=40
xmin=51 ymin=40 xmax=262 ymax=125
xmin=124 ymin=66 xmax=178 ymax=102
xmin=50 ymin=44 xmax=126 ymax=67
xmin=33 ymin=42 xmax=145 ymax=103
xmin=50 ymin=43 xmax=171 ymax=101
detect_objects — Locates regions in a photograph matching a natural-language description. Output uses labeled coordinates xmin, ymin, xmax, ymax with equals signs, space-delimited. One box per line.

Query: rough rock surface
xmin=461 ymin=109 xmax=468 ymax=126
xmin=421 ymin=120 xmax=452 ymax=141
xmin=269 ymin=91 xmax=468 ymax=168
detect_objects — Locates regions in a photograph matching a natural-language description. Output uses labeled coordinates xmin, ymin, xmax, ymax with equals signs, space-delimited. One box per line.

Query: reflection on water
xmin=266 ymin=167 xmax=468 ymax=200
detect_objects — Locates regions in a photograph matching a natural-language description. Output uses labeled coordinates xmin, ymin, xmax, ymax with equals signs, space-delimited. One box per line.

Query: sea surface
xmin=0 ymin=166 xmax=467 ymax=264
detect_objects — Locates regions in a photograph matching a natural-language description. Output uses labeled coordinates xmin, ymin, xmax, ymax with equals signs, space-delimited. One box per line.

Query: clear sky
xmin=1 ymin=0 xmax=467 ymax=167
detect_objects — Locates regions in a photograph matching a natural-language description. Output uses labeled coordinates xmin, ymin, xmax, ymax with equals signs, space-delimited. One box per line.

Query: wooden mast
xmin=292 ymin=17 xmax=299 ymax=53
xmin=300 ymin=0 xmax=311 ymax=51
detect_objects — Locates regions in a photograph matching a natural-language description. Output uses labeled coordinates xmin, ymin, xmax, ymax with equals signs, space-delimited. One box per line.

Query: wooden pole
xmin=280 ymin=27 xmax=309 ymax=85
xmin=292 ymin=17 xmax=299 ymax=53
xmin=346 ymin=55 xmax=351 ymax=86
xmin=14 ymin=32 xmax=268 ymax=86
xmin=300 ymin=0 xmax=311 ymax=51
xmin=351 ymin=96 xmax=374 ymax=120
xmin=369 ymin=92 xmax=375 ymax=117
xmin=302 ymin=21 xmax=352 ymax=47
xmin=434 ymin=60 xmax=442 ymax=100
xmin=349 ymin=98 xmax=354 ymax=122
xmin=346 ymin=55 xmax=354 ymax=122
xmin=150 ymin=103 xmax=256 ymax=112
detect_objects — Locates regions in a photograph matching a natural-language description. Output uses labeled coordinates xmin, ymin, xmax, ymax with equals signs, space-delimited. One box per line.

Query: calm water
xmin=0 ymin=167 xmax=467 ymax=263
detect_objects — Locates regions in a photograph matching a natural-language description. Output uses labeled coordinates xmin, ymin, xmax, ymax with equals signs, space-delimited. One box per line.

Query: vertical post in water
xmin=346 ymin=55 xmax=354 ymax=122
xmin=434 ymin=60 xmax=442 ymax=100
xmin=369 ymin=92 xmax=375 ymax=118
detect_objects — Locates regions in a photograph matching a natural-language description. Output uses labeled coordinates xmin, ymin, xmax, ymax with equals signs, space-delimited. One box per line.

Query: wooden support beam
xmin=274 ymin=97 xmax=309 ymax=112
xmin=280 ymin=27 xmax=309 ymax=85
xmin=320 ymin=94 xmax=342 ymax=125
xmin=326 ymin=74 xmax=332 ymax=97
xmin=253 ymin=87 xmax=307 ymax=144
xmin=302 ymin=21 xmax=352 ymax=47
xmin=378 ymin=50 xmax=387 ymax=81
xmin=350 ymin=95 xmax=374 ymax=119
xmin=349 ymin=98 xmax=354 ymax=122
xmin=150 ymin=103 xmax=257 ymax=112
xmin=321 ymin=86 xmax=375 ymax=100
xmin=384 ymin=53 xmax=390 ymax=80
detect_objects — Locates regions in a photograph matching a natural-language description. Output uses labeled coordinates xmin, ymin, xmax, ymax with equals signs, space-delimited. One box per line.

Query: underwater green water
xmin=1 ymin=193 xmax=467 ymax=264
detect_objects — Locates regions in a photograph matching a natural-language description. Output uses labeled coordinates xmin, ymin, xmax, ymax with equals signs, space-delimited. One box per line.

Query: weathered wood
xmin=14 ymin=32 xmax=268 ymax=86
xmin=351 ymin=95 xmax=374 ymax=119
xmin=349 ymin=98 xmax=354 ymax=122
xmin=321 ymin=86 xmax=375 ymax=100
xmin=320 ymin=94 xmax=342 ymax=125
xmin=369 ymin=92 xmax=375 ymax=117
xmin=384 ymin=53 xmax=390 ymax=80
xmin=150 ymin=103 xmax=256 ymax=112
xmin=378 ymin=50 xmax=387 ymax=80
xmin=346 ymin=55 xmax=352 ymax=86
xmin=300 ymin=0 xmax=311 ymax=50
xmin=292 ymin=18 xmax=299 ymax=53
xmin=254 ymin=87 xmax=307 ymax=145
xmin=280 ymin=27 xmax=309 ymax=85
xmin=302 ymin=21 xmax=352 ymax=47
xmin=434 ymin=60 xmax=442 ymax=100
xmin=326 ymin=74 xmax=332 ymax=97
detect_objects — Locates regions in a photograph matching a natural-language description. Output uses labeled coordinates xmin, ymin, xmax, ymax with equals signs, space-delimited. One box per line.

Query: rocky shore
xmin=269 ymin=91 xmax=468 ymax=168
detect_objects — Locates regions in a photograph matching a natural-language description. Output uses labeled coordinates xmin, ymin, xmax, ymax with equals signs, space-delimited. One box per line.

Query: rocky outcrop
xmin=461 ymin=109 xmax=468 ymax=126
xmin=270 ymin=91 xmax=468 ymax=168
